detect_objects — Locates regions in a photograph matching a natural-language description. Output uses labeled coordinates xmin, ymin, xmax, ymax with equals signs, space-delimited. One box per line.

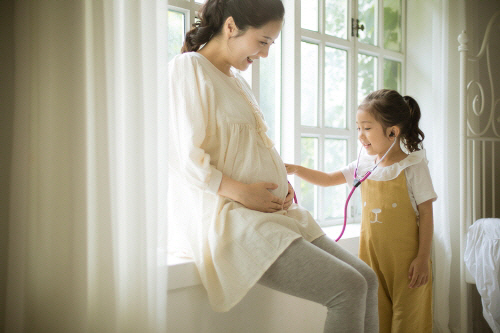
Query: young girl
xmin=286 ymin=89 xmax=437 ymax=333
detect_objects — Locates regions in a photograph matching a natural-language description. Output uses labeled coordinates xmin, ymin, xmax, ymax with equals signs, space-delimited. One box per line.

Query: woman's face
xmin=227 ymin=19 xmax=283 ymax=72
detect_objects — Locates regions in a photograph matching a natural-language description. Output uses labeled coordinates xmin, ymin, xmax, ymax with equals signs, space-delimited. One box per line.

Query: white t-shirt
xmin=341 ymin=149 xmax=437 ymax=216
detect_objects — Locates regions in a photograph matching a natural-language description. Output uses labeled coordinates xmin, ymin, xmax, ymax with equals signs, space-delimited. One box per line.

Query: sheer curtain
xmin=407 ymin=1 xmax=464 ymax=332
xmin=5 ymin=1 xmax=169 ymax=332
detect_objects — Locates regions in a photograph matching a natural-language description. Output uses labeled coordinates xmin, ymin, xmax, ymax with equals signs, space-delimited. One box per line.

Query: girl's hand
xmin=283 ymin=182 xmax=295 ymax=210
xmin=285 ymin=163 xmax=300 ymax=175
xmin=239 ymin=182 xmax=284 ymax=213
xmin=408 ymin=256 xmax=430 ymax=288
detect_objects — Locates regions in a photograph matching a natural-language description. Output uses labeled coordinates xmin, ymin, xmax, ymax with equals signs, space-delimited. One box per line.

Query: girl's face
xmin=227 ymin=19 xmax=283 ymax=72
xmin=356 ymin=108 xmax=394 ymax=157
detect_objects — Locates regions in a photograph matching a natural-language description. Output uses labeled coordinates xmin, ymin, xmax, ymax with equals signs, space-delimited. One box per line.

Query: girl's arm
xmin=408 ymin=199 xmax=434 ymax=288
xmin=285 ymin=164 xmax=347 ymax=187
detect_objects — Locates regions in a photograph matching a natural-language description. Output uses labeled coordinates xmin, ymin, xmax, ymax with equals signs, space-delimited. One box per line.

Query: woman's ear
xmin=223 ymin=16 xmax=238 ymax=37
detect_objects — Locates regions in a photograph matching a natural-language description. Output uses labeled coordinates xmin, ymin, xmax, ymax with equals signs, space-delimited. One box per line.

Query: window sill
xmin=167 ymin=223 xmax=361 ymax=291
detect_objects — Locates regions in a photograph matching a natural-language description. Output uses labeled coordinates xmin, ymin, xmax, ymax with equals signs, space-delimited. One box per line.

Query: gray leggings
xmin=258 ymin=235 xmax=379 ymax=333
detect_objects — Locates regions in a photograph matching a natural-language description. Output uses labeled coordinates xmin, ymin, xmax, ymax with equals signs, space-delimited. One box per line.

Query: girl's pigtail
xmin=403 ymin=95 xmax=425 ymax=152
xmin=181 ymin=0 xmax=226 ymax=53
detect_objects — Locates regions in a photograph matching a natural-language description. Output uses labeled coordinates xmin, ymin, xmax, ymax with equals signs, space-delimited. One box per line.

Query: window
xmin=168 ymin=9 xmax=186 ymax=62
xmin=167 ymin=0 xmax=405 ymax=228
xmin=293 ymin=0 xmax=405 ymax=226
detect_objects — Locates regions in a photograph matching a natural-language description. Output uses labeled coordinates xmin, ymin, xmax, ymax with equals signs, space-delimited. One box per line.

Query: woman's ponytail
xmin=181 ymin=0 xmax=285 ymax=53
xmin=181 ymin=0 xmax=226 ymax=53
xmin=403 ymin=95 xmax=425 ymax=152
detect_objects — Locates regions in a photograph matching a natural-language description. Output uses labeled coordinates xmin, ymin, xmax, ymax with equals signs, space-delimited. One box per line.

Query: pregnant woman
xmin=167 ymin=0 xmax=379 ymax=331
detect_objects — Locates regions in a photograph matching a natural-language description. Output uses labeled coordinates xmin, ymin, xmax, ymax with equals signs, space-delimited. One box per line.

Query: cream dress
xmin=167 ymin=52 xmax=324 ymax=312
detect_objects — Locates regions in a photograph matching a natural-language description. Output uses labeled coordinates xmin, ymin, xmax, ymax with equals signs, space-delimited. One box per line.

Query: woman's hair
xmin=181 ymin=0 xmax=285 ymax=53
xmin=358 ymin=89 xmax=425 ymax=152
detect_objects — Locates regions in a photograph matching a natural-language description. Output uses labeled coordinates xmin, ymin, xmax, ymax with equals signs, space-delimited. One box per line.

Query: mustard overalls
xmin=359 ymin=171 xmax=432 ymax=333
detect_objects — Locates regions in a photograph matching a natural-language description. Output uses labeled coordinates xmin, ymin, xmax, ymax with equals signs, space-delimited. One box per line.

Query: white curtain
xmin=427 ymin=2 xmax=452 ymax=331
xmin=407 ymin=0 xmax=467 ymax=332
xmin=5 ymin=1 xmax=169 ymax=332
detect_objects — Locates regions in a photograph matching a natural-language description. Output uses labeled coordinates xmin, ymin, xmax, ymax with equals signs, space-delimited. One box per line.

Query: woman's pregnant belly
xmin=228 ymin=145 xmax=288 ymax=200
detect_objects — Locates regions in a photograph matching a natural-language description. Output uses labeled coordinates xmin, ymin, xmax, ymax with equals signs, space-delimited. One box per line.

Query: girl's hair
xmin=359 ymin=89 xmax=425 ymax=152
xmin=181 ymin=0 xmax=285 ymax=53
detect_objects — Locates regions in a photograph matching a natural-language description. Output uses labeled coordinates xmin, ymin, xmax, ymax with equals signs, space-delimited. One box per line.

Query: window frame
xmin=283 ymin=0 xmax=406 ymax=227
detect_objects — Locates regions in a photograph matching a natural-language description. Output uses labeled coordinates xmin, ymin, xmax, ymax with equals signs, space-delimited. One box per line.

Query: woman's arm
xmin=285 ymin=164 xmax=347 ymax=187
xmin=408 ymin=199 xmax=434 ymax=288
xmin=217 ymin=175 xmax=284 ymax=213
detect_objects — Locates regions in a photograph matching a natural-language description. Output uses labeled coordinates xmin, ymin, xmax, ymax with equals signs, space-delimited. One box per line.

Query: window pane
xmin=301 ymin=0 xmax=318 ymax=31
xmin=325 ymin=47 xmax=347 ymax=128
xmin=195 ymin=0 xmax=204 ymax=3
xmin=384 ymin=0 xmax=402 ymax=52
xmin=325 ymin=0 xmax=347 ymax=39
xmin=260 ymin=35 xmax=282 ymax=147
xmin=168 ymin=10 xmax=185 ymax=62
xmin=301 ymin=42 xmax=318 ymax=126
xmin=358 ymin=0 xmax=377 ymax=46
xmin=324 ymin=139 xmax=347 ymax=219
xmin=384 ymin=59 xmax=402 ymax=92
xmin=358 ymin=53 xmax=378 ymax=105
xmin=301 ymin=137 xmax=318 ymax=218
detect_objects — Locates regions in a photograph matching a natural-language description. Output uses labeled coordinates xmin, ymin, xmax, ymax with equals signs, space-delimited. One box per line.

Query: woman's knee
xmin=325 ymin=270 xmax=368 ymax=308
xmin=349 ymin=270 xmax=369 ymax=296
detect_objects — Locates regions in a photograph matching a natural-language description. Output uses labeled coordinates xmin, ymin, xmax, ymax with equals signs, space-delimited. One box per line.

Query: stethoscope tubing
xmin=290 ymin=137 xmax=397 ymax=242
xmin=337 ymin=138 xmax=397 ymax=242
xmin=336 ymin=170 xmax=371 ymax=241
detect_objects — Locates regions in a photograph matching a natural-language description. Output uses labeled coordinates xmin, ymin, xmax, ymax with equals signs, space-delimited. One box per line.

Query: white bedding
xmin=464 ymin=218 xmax=500 ymax=333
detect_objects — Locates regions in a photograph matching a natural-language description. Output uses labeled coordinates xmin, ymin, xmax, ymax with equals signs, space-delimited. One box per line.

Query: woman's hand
xmin=408 ymin=256 xmax=430 ymax=288
xmin=283 ymin=182 xmax=295 ymax=210
xmin=285 ymin=163 xmax=300 ymax=175
xmin=218 ymin=176 xmax=284 ymax=213
xmin=238 ymin=182 xmax=284 ymax=213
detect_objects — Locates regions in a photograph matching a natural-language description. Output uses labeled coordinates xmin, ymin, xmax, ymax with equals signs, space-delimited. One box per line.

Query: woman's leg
xmin=258 ymin=237 xmax=377 ymax=333
xmin=312 ymin=235 xmax=379 ymax=333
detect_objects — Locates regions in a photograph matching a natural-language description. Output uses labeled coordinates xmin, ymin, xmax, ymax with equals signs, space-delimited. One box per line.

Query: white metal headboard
xmin=458 ymin=10 xmax=500 ymax=333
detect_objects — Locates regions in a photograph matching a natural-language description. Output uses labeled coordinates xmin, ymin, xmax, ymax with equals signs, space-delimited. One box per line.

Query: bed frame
xmin=459 ymin=10 xmax=500 ymax=333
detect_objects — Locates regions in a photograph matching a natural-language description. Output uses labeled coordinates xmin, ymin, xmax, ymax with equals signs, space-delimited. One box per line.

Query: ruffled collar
xmin=356 ymin=149 xmax=427 ymax=181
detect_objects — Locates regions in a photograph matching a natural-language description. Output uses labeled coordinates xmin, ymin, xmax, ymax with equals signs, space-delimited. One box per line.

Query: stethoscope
xmin=335 ymin=137 xmax=398 ymax=241
xmin=291 ymin=136 xmax=398 ymax=241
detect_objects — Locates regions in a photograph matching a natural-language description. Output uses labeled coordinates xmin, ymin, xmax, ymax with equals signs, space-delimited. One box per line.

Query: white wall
xmin=168 ymin=283 xmax=326 ymax=333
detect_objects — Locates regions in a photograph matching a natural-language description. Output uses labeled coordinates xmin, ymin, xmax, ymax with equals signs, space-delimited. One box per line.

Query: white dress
xmin=167 ymin=52 xmax=324 ymax=312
